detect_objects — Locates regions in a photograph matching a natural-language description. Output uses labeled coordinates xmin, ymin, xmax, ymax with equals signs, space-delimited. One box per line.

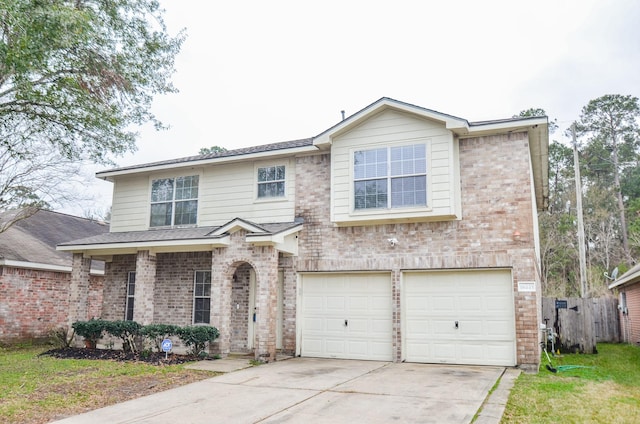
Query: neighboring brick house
xmin=608 ymin=263 xmax=640 ymax=345
xmin=0 ymin=210 xmax=108 ymax=342
xmin=59 ymin=98 xmax=549 ymax=371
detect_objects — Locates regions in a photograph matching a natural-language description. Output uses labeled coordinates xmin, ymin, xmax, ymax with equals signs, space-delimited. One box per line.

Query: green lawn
xmin=0 ymin=343 xmax=217 ymax=424
xmin=502 ymin=343 xmax=640 ymax=423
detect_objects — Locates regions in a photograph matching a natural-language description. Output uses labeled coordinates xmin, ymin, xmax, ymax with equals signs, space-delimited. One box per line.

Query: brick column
xmin=68 ymin=253 xmax=92 ymax=326
xmin=133 ymin=250 xmax=156 ymax=324
xmin=255 ymin=246 xmax=279 ymax=362
xmin=211 ymin=253 xmax=232 ymax=356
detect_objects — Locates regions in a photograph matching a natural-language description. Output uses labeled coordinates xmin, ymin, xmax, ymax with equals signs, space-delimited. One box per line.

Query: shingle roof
xmin=0 ymin=210 xmax=109 ymax=268
xmin=99 ymin=138 xmax=314 ymax=176
xmin=58 ymin=220 xmax=304 ymax=247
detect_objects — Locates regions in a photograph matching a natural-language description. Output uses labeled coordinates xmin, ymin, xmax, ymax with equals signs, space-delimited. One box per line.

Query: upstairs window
xmin=354 ymin=144 xmax=427 ymax=210
xmin=257 ymin=165 xmax=285 ymax=198
xmin=150 ymin=176 xmax=199 ymax=227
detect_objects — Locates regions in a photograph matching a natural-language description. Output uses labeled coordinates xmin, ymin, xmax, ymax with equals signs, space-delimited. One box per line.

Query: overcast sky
xmin=63 ymin=0 xmax=640 ymax=216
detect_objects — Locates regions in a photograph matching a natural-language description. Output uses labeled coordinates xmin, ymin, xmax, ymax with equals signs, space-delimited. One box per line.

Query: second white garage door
xmin=403 ymin=269 xmax=516 ymax=366
xmin=299 ymin=273 xmax=393 ymax=361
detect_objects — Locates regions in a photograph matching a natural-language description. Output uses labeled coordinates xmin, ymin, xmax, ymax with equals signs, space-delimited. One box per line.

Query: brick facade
xmin=68 ymin=128 xmax=542 ymax=369
xmin=293 ymin=132 xmax=542 ymax=369
xmin=0 ymin=265 xmax=103 ymax=342
xmin=619 ymin=286 xmax=640 ymax=344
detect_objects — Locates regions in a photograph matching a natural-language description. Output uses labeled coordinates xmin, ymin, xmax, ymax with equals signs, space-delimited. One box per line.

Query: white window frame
xmin=256 ymin=163 xmax=287 ymax=201
xmin=149 ymin=175 xmax=199 ymax=228
xmin=125 ymin=271 xmax=135 ymax=321
xmin=352 ymin=143 xmax=427 ymax=211
xmin=193 ymin=270 xmax=212 ymax=324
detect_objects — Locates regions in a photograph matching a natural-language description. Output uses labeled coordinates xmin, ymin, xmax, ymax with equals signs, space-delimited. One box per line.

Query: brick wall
xmin=620 ymin=285 xmax=640 ymax=344
xmin=0 ymin=266 xmax=103 ymax=342
xmin=294 ymin=132 xmax=542 ymax=368
xmin=102 ymin=255 xmax=136 ymax=321
xmin=153 ymin=252 xmax=212 ymax=325
xmin=210 ymin=230 xmax=279 ymax=360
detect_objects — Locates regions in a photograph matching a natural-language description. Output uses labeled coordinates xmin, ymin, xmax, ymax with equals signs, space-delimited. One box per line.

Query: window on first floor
xmin=193 ymin=270 xmax=212 ymax=324
xmin=353 ymin=143 xmax=427 ymax=210
xmin=150 ymin=175 xmax=199 ymax=227
xmin=125 ymin=271 xmax=135 ymax=321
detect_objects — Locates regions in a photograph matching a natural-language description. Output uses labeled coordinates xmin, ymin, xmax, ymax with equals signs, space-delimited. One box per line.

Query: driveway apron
xmin=50 ymin=358 xmax=505 ymax=424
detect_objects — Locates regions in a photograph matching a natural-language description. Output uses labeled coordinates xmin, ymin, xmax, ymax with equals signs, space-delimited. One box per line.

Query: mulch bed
xmin=40 ymin=347 xmax=199 ymax=365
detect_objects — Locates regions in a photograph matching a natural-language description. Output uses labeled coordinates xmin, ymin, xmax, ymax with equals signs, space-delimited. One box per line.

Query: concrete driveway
xmin=50 ymin=358 xmax=517 ymax=424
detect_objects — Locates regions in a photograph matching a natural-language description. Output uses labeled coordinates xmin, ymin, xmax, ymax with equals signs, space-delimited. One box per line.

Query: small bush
xmin=72 ymin=319 xmax=106 ymax=348
xmin=103 ymin=320 xmax=142 ymax=353
xmin=49 ymin=327 xmax=75 ymax=348
xmin=141 ymin=324 xmax=180 ymax=352
xmin=176 ymin=326 xmax=219 ymax=357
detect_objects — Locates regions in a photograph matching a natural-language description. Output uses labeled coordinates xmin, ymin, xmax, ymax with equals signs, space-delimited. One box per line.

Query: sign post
xmin=161 ymin=338 xmax=173 ymax=360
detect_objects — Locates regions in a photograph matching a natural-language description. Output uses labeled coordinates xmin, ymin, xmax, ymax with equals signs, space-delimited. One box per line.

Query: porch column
xmin=133 ymin=250 xmax=156 ymax=324
xmin=68 ymin=253 xmax=92 ymax=326
xmin=211 ymin=253 xmax=232 ymax=355
xmin=255 ymin=246 xmax=279 ymax=362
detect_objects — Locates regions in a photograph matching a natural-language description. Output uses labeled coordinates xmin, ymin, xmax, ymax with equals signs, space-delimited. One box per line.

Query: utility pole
xmin=572 ymin=124 xmax=588 ymax=298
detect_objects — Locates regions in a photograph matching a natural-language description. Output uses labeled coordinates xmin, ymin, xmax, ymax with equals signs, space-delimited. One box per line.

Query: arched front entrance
xmin=230 ymin=263 xmax=256 ymax=352
xmin=229 ymin=262 xmax=283 ymax=354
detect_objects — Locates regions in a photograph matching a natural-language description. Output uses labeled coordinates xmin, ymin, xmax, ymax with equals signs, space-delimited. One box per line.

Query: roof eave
xmin=57 ymin=236 xmax=231 ymax=256
xmin=96 ymin=145 xmax=319 ymax=181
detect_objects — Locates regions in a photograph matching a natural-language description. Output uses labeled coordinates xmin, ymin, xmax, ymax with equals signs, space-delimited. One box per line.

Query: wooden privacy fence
xmin=541 ymin=297 xmax=620 ymax=354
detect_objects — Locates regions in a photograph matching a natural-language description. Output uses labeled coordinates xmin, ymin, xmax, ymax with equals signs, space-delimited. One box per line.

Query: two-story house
xmin=59 ymin=97 xmax=549 ymax=371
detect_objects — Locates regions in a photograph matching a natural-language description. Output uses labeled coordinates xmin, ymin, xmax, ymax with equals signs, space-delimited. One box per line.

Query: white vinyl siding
xmin=110 ymin=175 xmax=151 ymax=232
xmin=108 ymin=159 xmax=296 ymax=231
xmin=331 ymin=109 xmax=461 ymax=225
xmin=200 ymin=160 xmax=295 ymax=224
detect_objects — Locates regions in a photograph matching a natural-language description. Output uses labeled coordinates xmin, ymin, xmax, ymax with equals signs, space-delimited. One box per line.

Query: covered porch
xmin=58 ymin=218 xmax=302 ymax=361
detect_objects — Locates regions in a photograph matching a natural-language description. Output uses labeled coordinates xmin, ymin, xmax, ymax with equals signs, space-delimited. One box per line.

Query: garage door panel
xmin=326 ymin=339 xmax=346 ymax=356
xmin=325 ymin=318 xmax=347 ymax=332
xmin=326 ymin=296 xmax=346 ymax=311
xmin=432 ymin=320 xmax=458 ymax=335
xmin=303 ymin=295 xmax=324 ymax=310
xmin=433 ymin=343 xmax=456 ymax=361
xmin=371 ymin=318 xmax=392 ymax=334
xmin=459 ymin=296 xmax=482 ymax=311
xmin=302 ymin=338 xmax=323 ymax=356
xmin=348 ymin=319 xmax=368 ymax=334
xmin=431 ymin=296 xmax=455 ymax=311
xmin=459 ymin=320 xmax=482 ymax=337
xmin=301 ymin=273 xmax=392 ymax=361
xmin=303 ymin=317 xmax=323 ymax=331
xmin=404 ymin=270 xmax=516 ymax=366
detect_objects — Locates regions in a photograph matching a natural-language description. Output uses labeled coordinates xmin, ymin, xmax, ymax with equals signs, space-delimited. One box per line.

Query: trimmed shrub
xmin=72 ymin=319 xmax=106 ymax=349
xmin=103 ymin=320 xmax=142 ymax=353
xmin=176 ymin=326 xmax=219 ymax=357
xmin=140 ymin=324 xmax=180 ymax=352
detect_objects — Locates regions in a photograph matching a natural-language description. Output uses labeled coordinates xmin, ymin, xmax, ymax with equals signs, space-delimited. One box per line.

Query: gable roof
xmin=608 ymin=262 xmax=640 ymax=290
xmin=0 ymin=210 xmax=109 ymax=272
xmin=94 ymin=97 xmax=549 ymax=209
xmin=313 ymin=97 xmax=549 ymax=210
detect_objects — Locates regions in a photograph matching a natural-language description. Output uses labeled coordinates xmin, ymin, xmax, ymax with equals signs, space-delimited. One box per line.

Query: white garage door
xmin=300 ymin=273 xmax=393 ymax=361
xmin=403 ymin=270 xmax=516 ymax=366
